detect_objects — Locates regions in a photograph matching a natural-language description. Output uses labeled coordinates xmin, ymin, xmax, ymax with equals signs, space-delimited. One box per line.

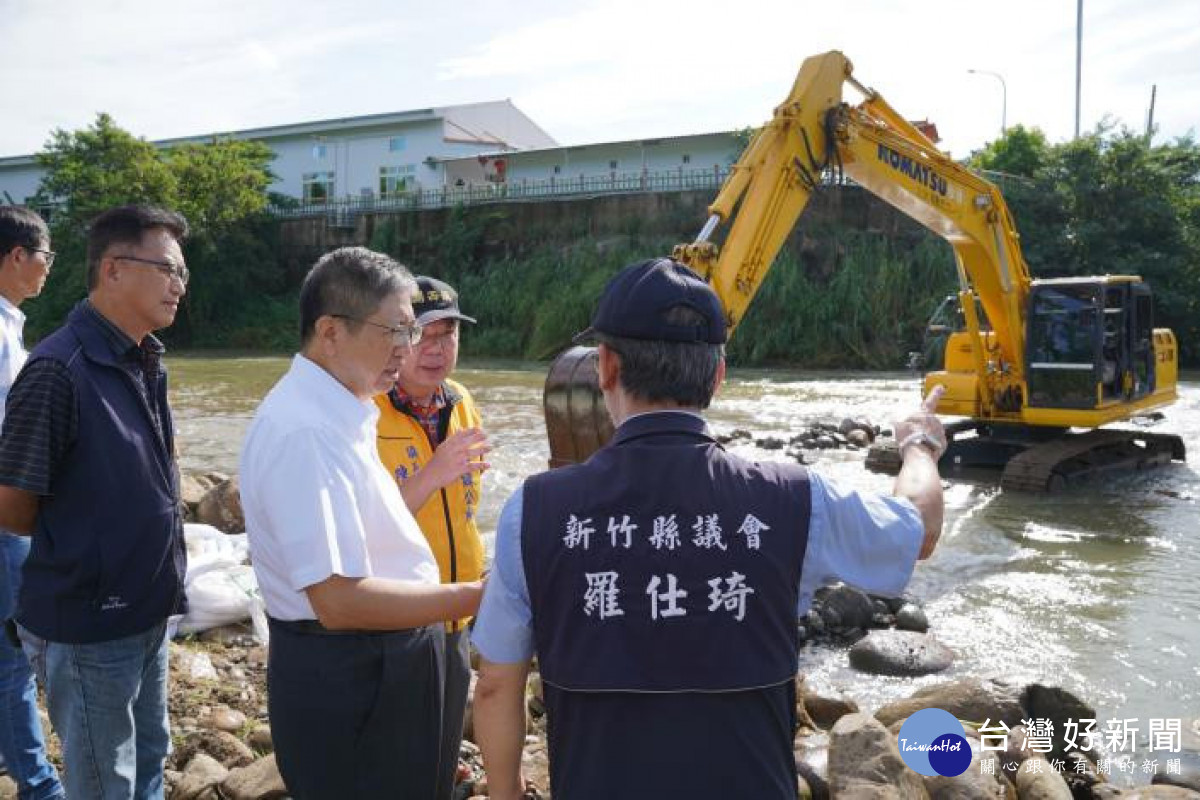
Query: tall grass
xmin=728 ymin=231 xmax=956 ymax=368
xmin=368 ymin=208 xmax=957 ymax=368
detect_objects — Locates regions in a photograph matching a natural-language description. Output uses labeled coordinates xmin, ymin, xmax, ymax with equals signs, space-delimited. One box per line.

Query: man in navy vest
xmin=471 ymin=258 xmax=946 ymax=800
xmin=0 ymin=205 xmax=190 ymax=800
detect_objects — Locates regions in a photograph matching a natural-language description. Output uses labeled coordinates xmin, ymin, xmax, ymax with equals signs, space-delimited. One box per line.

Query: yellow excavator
xmin=544 ymin=50 xmax=1185 ymax=491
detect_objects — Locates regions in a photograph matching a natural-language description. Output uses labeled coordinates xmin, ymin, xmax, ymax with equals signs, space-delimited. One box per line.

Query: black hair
xmin=598 ymin=305 xmax=724 ymax=409
xmin=0 ymin=206 xmax=50 ymax=261
xmin=87 ymin=205 xmax=189 ymax=290
xmin=298 ymin=246 xmax=415 ymax=345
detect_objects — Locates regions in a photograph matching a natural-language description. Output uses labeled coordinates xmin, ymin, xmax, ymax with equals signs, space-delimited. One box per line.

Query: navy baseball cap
xmin=573 ymin=258 xmax=727 ymax=345
xmin=412 ymin=276 xmax=476 ymax=326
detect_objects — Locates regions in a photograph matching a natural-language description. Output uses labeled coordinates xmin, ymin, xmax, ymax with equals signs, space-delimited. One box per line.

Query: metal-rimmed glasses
xmin=26 ymin=247 xmax=56 ymax=267
xmin=331 ymin=314 xmax=424 ymax=347
xmin=113 ymin=255 xmax=190 ymax=286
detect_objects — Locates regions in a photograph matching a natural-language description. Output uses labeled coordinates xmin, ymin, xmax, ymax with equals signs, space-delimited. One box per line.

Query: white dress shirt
xmin=240 ymin=354 xmax=439 ymax=620
xmin=0 ymin=294 xmax=28 ymax=429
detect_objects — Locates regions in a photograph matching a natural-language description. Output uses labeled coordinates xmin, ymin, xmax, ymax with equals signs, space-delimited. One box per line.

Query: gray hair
xmin=598 ymin=306 xmax=725 ymax=409
xmin=299 ymin=246 xmax=416 ymax=344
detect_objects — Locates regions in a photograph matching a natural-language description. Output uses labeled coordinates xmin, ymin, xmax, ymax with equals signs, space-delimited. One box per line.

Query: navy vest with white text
xmin=522 ymin=411 xmax=810 ymax=690
xmin=17 ymin=304 xmax=186 ymax=644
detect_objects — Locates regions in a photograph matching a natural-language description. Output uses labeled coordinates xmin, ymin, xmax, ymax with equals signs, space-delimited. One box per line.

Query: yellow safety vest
xmin=374 ymin=379 xmax=483 ymax=629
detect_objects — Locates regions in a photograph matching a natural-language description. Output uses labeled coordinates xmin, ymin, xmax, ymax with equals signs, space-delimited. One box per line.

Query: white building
xmin=438 ymin=131 xmax=740 ymax=189
xmin=0 ymin=100 xmax=557 ymax=207
xmin=0 ymin=156 xmax=43 ymax=208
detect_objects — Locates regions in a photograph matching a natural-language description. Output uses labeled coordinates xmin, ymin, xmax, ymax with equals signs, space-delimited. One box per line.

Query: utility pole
xmin=1075 ymin=0 xmax=1083 ymax=138
xmin=1146 ymin=84 xmax=1157 ymax=141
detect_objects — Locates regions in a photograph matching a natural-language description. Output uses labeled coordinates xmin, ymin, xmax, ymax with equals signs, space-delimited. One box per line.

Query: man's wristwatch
xmin=898 ymin=431 xmax=943 ymax=459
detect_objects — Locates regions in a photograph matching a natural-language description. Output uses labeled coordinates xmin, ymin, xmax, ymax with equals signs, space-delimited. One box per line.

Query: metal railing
xmin=268 ymin=167 xmax=736 ymax=222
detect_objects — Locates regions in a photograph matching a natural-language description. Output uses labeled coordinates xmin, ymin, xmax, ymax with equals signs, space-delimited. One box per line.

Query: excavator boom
xmin=544 ymin=50 xmax=1184 ymax=489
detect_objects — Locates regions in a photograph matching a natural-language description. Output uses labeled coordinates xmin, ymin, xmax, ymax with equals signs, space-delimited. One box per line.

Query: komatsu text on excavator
xmin=544 ymin=50 xmax=1185 ymax=491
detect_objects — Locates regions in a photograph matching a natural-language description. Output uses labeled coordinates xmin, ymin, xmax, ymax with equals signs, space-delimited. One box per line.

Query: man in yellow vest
xmin=375 ymin=276 xmax=490 ymax=800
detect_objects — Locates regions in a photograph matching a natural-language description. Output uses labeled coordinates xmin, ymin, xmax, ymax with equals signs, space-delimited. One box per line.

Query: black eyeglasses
xmin=113 ymin=255 xmax=189 ymax=286
xmin=331 ymin=314 xmax=423 ymax=347
xmin=26 ymin=247 xmax=56 ymax=267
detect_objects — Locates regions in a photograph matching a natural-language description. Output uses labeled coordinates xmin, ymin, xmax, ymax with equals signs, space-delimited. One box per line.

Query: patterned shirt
xmin=389 ymin=384 xmax=448 ymax=447
xmin=0 ymin=301 xmax=166 ymax=495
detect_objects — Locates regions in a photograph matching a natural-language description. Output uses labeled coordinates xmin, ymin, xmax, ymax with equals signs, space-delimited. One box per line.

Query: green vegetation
xmin=365 ymin=209 xmax=953 ymax=368
xmin=28 ymin=113 xmax=292 ymax=348
xmin=971 ymin=123 xmax=1200 ymax=363
xmin=15 ymin=116 xmax=1200 ymax=367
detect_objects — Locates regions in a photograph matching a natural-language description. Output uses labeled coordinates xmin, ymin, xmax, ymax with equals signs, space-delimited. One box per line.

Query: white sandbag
xmin=175 ymin=524 xmax=262 ymax=637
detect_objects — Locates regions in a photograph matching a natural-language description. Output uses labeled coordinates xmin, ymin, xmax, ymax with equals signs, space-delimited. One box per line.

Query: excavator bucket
xmin=543 ymin=346 xmax=614 ymax=468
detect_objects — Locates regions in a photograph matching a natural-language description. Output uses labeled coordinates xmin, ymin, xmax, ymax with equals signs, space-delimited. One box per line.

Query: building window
xmin=609 ymin=160 xmax=618 ymax=170
xmin=302 ymin=171 xmax=335 ymax=203
xmin=27 ymin=198 xmax=54 ymax=224
xmin=682 ymin=154 xmax=691 ymax=164
xmin=553 ymin=165 xmax=561 ymax=175
xmin=312 ymin=143 xmax=327 ymax=160
xmin=388 ymin=136 xmax=407 ymax=152
xmin=379 ymin=164 xmax=417 ymax=198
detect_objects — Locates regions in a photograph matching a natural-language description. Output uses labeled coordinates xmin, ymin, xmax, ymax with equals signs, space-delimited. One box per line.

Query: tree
xmin=166 ymin=139 xmax=274 ymax=233
xmin=28 ymin=114 xmax=282 ymax=346
xmin=36 ymin=113 xmax=177 ymax=234
xmin=978 ymin=123 xmax=1200 ymax=363
xmin=969 ymin=125 xmax=1050 ymax=177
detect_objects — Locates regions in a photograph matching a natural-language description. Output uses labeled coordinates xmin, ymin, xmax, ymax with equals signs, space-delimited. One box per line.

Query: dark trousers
xmin=437 ymin=629 xmax=471 ymax=800
xmin=267 ymin=618 xmax=446 ymax=800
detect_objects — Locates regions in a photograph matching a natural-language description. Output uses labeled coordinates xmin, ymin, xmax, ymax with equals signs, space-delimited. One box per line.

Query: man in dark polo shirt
xmin=472 ymin=258 xmax=947 ymax=800
xmin=0 ymin=205 xmax=190 ymax=800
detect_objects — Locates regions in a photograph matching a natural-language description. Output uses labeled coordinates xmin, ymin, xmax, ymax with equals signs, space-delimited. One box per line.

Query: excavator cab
xmin=1025 ymin=277 xmax=1156 ymax=410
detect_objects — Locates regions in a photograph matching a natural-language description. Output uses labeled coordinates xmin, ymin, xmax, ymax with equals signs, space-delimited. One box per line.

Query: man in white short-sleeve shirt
xmin=241 ymin=246 xmax=482 ymax=799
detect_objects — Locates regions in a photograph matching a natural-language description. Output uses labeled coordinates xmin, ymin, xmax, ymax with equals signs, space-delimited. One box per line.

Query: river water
xmin=169 ymin=356 xmax=1200 ymax=763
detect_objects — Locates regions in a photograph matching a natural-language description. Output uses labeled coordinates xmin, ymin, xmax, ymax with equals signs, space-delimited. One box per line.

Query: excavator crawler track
xmin=865 ymin=426 xmax=1185 ymax=492
xmin=998 ymin=429 xmax=1185 ymax=492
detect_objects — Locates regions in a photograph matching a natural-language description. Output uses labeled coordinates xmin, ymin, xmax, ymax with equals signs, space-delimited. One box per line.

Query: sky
xmin=2 ymin=0 xmax=1198 ymax=160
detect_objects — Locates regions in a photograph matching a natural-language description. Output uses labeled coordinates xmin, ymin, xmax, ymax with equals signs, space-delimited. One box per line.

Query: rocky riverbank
xmin=6 ymin=441 xmax=1197 ymax=800
xmin=13 ymin=629 xmax=1176 ymax=800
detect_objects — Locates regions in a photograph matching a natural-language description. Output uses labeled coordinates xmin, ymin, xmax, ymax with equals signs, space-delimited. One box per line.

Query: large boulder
xmin=1012 ymin=758 xmax=1072 ymax=800
xmin=1153 ymin=772 xmax=1200 ymax=792
xmin=922 ymin=736 xmax=1013 ymax=799
xmin=895 ymin=602 xmax=930 ymax=632
xmin=839 ymin=417 xmax=877 ymax=441
xmin=849 ymin=630 xmax=954 ymax=676
xmin=1156 ymin=767 xmax=1200 ymax=796
xmin=816 ymin=585 xmax=877 ymax=631
xmin=847 ymin=429 xmax=872 ymax=448
xmin=196 ymin=476 xmax=244 ymax=534
xmin=247 ymin=724 xmax=274 ymax=754
xmin=828 ymin=712 xmax=929 ymax=798
xmin=180 ymin=472 xmax=216 ymax=517
xmin=1019 ymin=684 xmax=1095 ymax=761
xmin=174 ymin=729 xmax=256 ymax=770
xmin=804 ymin=689 xmax=860 ymax=730
xmin=876 ymin=679 xmax=1024 ymax=729
xmin=1119 ymin=787 xmax=1200 ymax=799
xmin=172 ymin=752 xmax=230 ymax=800
xmin=1059 ymin=750 xmax=1103 ymax=797
xmin=989 ymin=725 xmax=1036 ymax=775
xmin=221 ymin=755 xmax=288 ymax=800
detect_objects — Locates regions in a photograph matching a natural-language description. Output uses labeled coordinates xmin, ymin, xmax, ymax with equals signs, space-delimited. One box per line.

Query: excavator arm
xmin=673 ymin=50 xmax=1032 ymax=420
xmin=544 ymin=50 xmax=1182 ymax=486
